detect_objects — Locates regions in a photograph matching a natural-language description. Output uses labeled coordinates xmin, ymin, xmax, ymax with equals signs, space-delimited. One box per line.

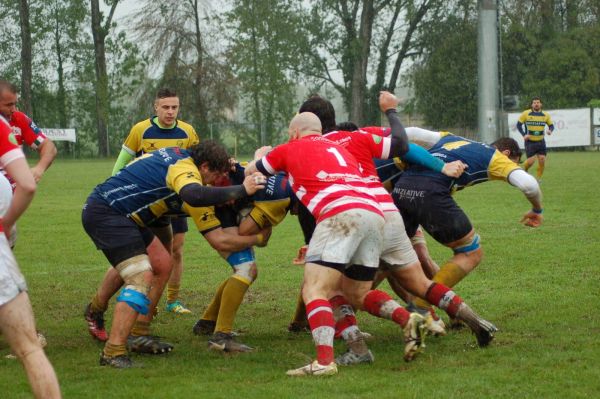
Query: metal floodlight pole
xmin=477 ymin=0 xmax=500 ymax=143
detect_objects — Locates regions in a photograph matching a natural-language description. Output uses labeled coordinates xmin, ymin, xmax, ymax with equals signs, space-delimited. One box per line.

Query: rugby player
xmin=81 ymin=140 xmax=268 ymax=368
xmin=246 ymin=112 xmax=425 ymax=376
xmin=0 ymin=80 xmax=57 ymax=246
xmin=0 ymin=116 xmax=61 ymax=398
xmin=391 ymin=127 xmax=543 ymax=316
xmin=292 ymin=93 xmax=498 ymax=365
xmin=192 ymin=164 xmax=295 ymax=352
xmin=517 ymin=96 xmax=555 ymax=181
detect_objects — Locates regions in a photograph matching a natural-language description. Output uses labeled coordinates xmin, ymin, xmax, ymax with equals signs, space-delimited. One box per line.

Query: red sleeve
xmin=262 ymin=143 xmax=288 ymax=175
xmin=360 ymin=126 xmax=390 ymax=138
xmin=0 ymin=119 xmax=25 ymax=167
xmin=11 ymin=111 xmax=47 ymax=149
xmin=357 ymin=131 xmax=391 ymax=159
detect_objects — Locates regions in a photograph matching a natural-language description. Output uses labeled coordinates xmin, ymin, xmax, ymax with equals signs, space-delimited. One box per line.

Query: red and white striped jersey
xmin=8 ymin=111 xmax=47 ymax=150
xmin=0 ymin=116 xmax=25 ymax=168
xmin=259 ymin=135 xmax=383 ymax=222
xmin=324 ymin=129 xmax=396 ymax=213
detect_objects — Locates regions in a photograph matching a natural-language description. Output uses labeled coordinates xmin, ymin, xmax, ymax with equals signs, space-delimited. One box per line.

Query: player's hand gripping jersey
xmin=257 ymin=135 xmax=383 ymax=222
xmin=90 ymin=147 xmax=220 ymax=232
xmin=233 ymin=163 xmax=296 ymax=228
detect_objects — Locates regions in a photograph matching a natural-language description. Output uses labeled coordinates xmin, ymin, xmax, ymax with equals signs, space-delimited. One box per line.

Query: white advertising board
xmin=507 ymin=108 xmax=591 ymax=148
xmin=42 ymin=128 xmax=76 ymax=143
xmin=593 ymin=108 xmax=600 ymax=126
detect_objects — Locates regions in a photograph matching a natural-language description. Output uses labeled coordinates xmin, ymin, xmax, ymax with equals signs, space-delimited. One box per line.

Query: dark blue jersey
xmin=402 ymin=133 xmax=519 ymax=191
xmin=89 ymin=147 xmax=200 ymax=225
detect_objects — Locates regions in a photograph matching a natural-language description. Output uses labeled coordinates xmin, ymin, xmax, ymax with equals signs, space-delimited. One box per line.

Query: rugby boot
xmin=286 ymin=360 xmax=338 ymax=376
xmin=192 ymin=319 xmax=216 ymax=336
xmin=208 ymin=332 xmax=253 ymax=353
xmin=335 ymin=349 xmax=375 ymax=366
xmin=99 ymin=353 xmax=133 ymax=369
xmin=455 ymin=303 xmax=498 ymax=347
xmin=84 ymin=303 xmax=108 ymax=342
xmin=447 ymin=316 xmax=467 ymax=330
xmin=127 ymin=335 xmax=174 ymax=354
xmin=165 ymin=300 xmax=192 ymax=314
xmin=424 ymin=312 xmax=447 ymax=336
xmin=403 ymin=312 xmax=426 ymax=362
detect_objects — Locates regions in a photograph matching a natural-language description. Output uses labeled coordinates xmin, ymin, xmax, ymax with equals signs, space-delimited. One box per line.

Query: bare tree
xmin=18 ymin=0 xmax=33 ymax=116
xmin=129 ymin=0 xmax=236 ymax=133
xmin=90 ymin=0 xmax=119 ymax=156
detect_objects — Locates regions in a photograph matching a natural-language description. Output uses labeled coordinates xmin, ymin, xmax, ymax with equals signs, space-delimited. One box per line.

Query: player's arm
xmin=2 ymin=156 xmax=36 ymax=232
xmin=185 ymin=204 xmax=270 ymax=252
xmin=507 ymin=169 xmax=544 ymax=227
xmin=30 ymin=139 xmax=57 ymax=182
xmin=379 ymin=91 xmax=409 ymax=156
xmin=546 ymin=114 xmax=555 ymax=135
xmin=404 ymin=127 xmax=443 ymax=149
xmin=203 ymin=227 xmax=270 ymax=252
xmin=113 ymin=124 xmax=144 ymax=174
xmin=111 ymin=148 xmax=134 ymax=175
xmin=384 ymin=110 xmax=465 ymax=178
xmin=178 ymin=175 xmax=264 ymax=207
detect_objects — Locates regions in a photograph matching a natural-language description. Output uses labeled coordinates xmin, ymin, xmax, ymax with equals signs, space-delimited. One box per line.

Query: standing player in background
xmin=0 ymin=80 xmax=57 ymax=185
xmin=517 ymin=96 xmax=555 ymax=182
xmin=0 ymin=116 xmax=61 ymax=398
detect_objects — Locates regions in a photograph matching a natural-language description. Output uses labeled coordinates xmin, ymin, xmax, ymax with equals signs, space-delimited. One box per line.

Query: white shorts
xmin=0 ymin=233 xmax=27 ymax=306
xmin=379 ymin=211 xmax=419 ymax=268
xmin=306 ymin=209 xmax=384 ymax=269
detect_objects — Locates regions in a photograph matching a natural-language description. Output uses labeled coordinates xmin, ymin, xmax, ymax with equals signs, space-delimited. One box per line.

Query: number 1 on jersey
xmin=327 ymin=147 xmax=347 ymax=166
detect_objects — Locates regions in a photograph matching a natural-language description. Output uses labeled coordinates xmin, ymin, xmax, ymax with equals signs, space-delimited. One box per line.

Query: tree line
xmin=1 ymin=0 xmax=598 ymax=157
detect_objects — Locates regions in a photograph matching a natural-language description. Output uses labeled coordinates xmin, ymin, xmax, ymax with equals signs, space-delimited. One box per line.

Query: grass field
xmin=2 ymin=152 xmax=600 ymax=398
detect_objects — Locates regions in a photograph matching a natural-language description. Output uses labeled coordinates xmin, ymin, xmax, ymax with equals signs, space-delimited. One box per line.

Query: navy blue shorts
xmin=392 ymin=177 xmax=472 ymax=245
xmin=525 ymin=140 xmax=546 ymax=157
xmin=170 ymin=217 xmax=188 ymax=234
xmin=82 ymin=198 xmax=153 ymax=266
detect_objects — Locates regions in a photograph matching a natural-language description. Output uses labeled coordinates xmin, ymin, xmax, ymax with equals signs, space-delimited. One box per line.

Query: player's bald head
xmin=288 ymin=112 xmax=322 ymax=140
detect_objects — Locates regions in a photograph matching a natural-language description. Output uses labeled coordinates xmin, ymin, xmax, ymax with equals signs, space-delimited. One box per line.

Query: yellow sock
xmin=215 ymin=276 xmax=251 ymax=334
xmin=103 ymin=342 xmax=127 ymax=357
xmin=167 ymin=283 xmax=180 ymax=303
xmin=536 ymin=163 xmax=544 ymax=180
xmin=291 ymin=291 xmax=307 ymax=324
xmin=90 ymin=293 xmax=108 ymax=313
xmin=201 ymin=279 xmax=228 ymax=322
xmin=130 ymin=320 xmax=151 ymax=337
xmin=414 ymin=262 xmax=468 ymax=309
xmin=523 ymin=161 xmax=532 ymax=171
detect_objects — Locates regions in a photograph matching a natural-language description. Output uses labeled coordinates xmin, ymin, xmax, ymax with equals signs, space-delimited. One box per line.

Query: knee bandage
xmin=453 ymin=233 xmax=481 ymax=254
xmin=227 ymin=248 xmax=256 ymax=284
xmin=115 ymin=255 xmax=152 ymax=314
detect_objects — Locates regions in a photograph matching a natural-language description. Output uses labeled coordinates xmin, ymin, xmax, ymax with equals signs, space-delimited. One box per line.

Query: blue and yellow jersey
xmin=122 ymin=117 xmax=199 ymax=157
xmin=402 ymin=133 xmax=520 ymax=191
xmin=517 ymin=109 xmax=553 ymax=142
xmin=225 ymin=163 xmax=295 ymax=228
xmin=90 ymin=147 xmax=220 ymax=232
xmin=375 ymin=158 xmax=405 ymax=191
